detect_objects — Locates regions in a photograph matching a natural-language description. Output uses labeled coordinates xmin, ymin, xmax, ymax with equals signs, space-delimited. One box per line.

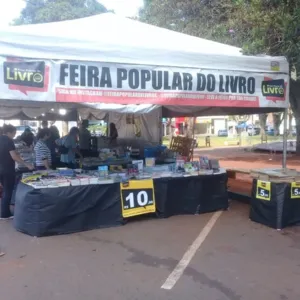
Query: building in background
xmin=171 ymin=116 xmax=228 ymax=136
xmin=195 ymin=116 xmax=228 ymax=135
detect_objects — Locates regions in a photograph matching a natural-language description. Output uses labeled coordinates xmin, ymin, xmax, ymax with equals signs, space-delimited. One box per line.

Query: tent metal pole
xmin=190 ymin=117 xmax=196 ymax=161
xmin=282 ymin=108 xmax=288 ymax=171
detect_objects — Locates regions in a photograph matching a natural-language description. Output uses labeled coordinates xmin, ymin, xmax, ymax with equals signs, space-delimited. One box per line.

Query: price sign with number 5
xmin=120 ymin=179 xmax=156 ymax=218
xmin=256 ymin=180 xmax=271 ymax=201
xmin=291 ymin=182 xmax=300 ymax=199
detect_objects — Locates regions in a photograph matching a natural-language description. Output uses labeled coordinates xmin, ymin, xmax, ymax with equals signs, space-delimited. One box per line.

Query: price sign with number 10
xmin=291 ymin=182 xmax=300 ymax=199
xmin=120 ymin=179 xmax=156 ymax=218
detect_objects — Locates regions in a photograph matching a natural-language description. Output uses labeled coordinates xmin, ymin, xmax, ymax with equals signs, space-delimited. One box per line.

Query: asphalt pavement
xmin=1 ymin=201 xmax=300 ymax=300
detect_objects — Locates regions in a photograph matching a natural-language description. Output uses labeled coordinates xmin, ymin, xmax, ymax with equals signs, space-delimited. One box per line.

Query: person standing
xmin=109 ymin=123 xmax=118 ymax=147
xmin=79 ymin=120 xmax=91 ymax=157
xmin=20 ymin=128 xmax=34 ymax=148
xmin=49 ymin=123 xmax=60 ymax=141
xmin=34 ymin=129 xmax=52 ymax=170
xmin=56 ymin=127 xmax=83 ymax=169
xmin=41 ymin=120 xmax=48 ymax=129
xmin=48 ymin=122 xmax=60 ymax=169
xmin=11 ymin=129 xmax=35 ymax=216
xmin=0 ymin=125 xmax=34 ymax=219
xmin=15 ymin=128 xmax=35 ymax=173
xmin=37 ymin=120 xmax=48 ymax=135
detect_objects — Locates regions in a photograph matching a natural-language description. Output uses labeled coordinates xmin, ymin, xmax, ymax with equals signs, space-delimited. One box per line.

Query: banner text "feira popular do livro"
xmin=59 ymin=63 xmax=256 ymax=95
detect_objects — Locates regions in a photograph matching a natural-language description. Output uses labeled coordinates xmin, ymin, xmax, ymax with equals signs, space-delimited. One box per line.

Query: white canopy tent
xmin=0 ymin=13 xmax=289 ymax=111
xmin=0 ymin=13 xmax=257 ymax=70
xmin=0 ymin=13 xmax=290 ymax=163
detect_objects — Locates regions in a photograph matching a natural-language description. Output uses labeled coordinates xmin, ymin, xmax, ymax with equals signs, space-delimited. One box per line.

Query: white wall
xmin=214 ymin=119 xmax=226 ymax=133
xmin=0 ymin=119 xmax=21 ymax=127
xmin=108 ymin=109 xmax=162 ymax=143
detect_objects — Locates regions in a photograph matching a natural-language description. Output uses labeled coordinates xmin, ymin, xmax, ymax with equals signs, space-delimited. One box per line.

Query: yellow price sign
xmin=120 ymin=179 xmax=156 ymax=218
xmin=291 ymin=182 xmax=300 ymax=199
xmin=256 ymin=180 xmax=271 ymax=201
xmin=21 ymin=174 xmax=43 ymax=184
xmin=271 ymin=61 xmax=280 ymax=71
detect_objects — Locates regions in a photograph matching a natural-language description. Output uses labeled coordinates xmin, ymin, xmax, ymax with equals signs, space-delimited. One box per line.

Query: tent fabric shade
xmin=161 ymin=106 xmax=285 ymax=117
xmin=0 ymin=101 xmax=159 ymax=119
xmin=0 ymin=13 xmax=289 ymax=115
xmin=0 ymin=102 xmax=285 ymax=120
xmin=0 ymin=100 xmax=82 ymax=119
xmin=0 ymin=13 xmax=282 ymax=73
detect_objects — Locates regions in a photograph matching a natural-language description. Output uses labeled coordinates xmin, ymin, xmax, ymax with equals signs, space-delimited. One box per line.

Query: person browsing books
xmin=56 ymin=127 xmax=83 ymax=169
xmin=0 ymin=125 xmax=34 ymax=219
xmin=34 ymin=128 xmax=52 ymax=170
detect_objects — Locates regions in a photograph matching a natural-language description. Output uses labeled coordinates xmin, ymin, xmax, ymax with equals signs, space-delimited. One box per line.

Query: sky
xmin=0 ymin=0 xmax=144 ymax=26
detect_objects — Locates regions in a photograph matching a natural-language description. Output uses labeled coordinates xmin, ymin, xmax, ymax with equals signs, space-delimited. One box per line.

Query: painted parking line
xmin=161 ymin=211 xmax=223 ymax=290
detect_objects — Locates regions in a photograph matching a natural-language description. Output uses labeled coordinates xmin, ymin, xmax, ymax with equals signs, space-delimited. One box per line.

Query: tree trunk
xmin=185 ymin=118 xmax=194 ymax=138
xmin=290 ymin=80 xmax=300 ymax=154
xmin=295 ymin=118 xmax=300 ymax=154
xmin=288 ymin=108 xmax=293 ymax=135
xmin=272 ymin=113 xmax=283 ymax=136
xmin=259 ymin=114 xmax=267 ymax=136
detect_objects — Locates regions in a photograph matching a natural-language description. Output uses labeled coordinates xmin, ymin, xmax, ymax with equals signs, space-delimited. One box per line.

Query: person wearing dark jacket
xmin=0 ymin=125 xmax=34 ymax=219
xmin=109 ymin=123 xmax=118 ymax=147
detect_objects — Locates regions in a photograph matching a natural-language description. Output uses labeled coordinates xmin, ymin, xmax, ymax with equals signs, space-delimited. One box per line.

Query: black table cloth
xmin=250 ymin=179 xmax=300 ymax=229
xmin=14 ymin=173 xmax=228 ymax=237
xmin=154 ymin=174 xmax=228 ymax=218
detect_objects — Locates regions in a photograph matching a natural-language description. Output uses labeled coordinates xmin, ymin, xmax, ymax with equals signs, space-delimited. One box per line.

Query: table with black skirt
xmin=14 ymin=171 xmax=228 ymax=237
xmin=250 ymin=179 xmax=300 ymax=229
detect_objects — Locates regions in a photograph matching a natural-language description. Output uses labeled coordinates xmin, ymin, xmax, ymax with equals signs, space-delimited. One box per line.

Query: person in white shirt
xmin=34 ymin=129 xmax=52 ymax=170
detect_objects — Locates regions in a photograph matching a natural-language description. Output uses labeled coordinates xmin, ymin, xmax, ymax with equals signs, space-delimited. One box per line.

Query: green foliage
xmin=140 ymin=0 xmax=238 ymax=46
xmin=140 ymin=0 xmax=300 ymax=72
xmin=14 ymin=0 xmax=108 ymax=25
xmin=230 ymin=1 xmax=300 ymax=72
xmin=88 ymin=124 xmax=107 ymax=135
xmin=140 ymin=0 xmax=300 ymax=151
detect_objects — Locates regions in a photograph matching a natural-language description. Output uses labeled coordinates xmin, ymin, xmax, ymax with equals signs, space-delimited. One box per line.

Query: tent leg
xmin=282 ymin=108 xmax=288 ymax=171
xmin=191 ymin=117 xmax=196 ymax=161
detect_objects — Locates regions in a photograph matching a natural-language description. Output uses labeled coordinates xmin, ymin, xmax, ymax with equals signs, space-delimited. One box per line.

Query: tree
xmin=229 ymin=115 xmax=250 ymax=123
xmin=226 ymin=0 xmax=300 ymax=152
xmin=290 ymin=80 xmax=300 ymax=146
xmin=183 ymin=117 xmax=195 ymax=138
xmin=140 ymin=0 xmax=241 ymax=140
xmin=288 ymin=107 xmax=294 ymax=134
xmin=14 ymin=0 xmax=107 ymax=25
xmin=140 ymin=0 xmax=300 ymax=153
xmin=140 ymin=0 xmax=238 ymax=46
xmin=272 ymin=112 xmax=283 ymax=136
xmin=259 ymin=114 xmax=267 ymax=136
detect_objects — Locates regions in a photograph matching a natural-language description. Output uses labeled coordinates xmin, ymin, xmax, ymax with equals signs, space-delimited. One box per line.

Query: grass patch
xmin=162 ymin=135 xmax=283 ymax=148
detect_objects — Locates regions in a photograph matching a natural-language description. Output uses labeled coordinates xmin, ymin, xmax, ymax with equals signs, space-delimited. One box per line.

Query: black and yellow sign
xmin=120 ymin=179 xmax=155 ymax=218
xmin=271 ymin=61 xmax=280 ymax=71
xmin=261 ymin=79 xmax=285 ymax=99
xmin=4 ymin=61 xmax=45 ymax=88
xmin=291 ymin=182 xmax=300 ymax=199
xmin=256 ymin=180 xmax=271 ymax=201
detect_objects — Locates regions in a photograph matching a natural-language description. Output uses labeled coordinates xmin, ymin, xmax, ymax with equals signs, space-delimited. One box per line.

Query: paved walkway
xmin=1 ymin=202 xmax=300 ymax=300
xmin=253 ymin=140 xmax=296 ymax=153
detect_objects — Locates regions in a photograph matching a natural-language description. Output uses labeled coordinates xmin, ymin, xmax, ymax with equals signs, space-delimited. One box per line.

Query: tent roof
xmin=0 ymin=13 xmax=289 ymax=116
xmin=0 ymin=13 xmax=288 ymax=73
xmin=0 ymin=100 xmax=159 ymax=119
